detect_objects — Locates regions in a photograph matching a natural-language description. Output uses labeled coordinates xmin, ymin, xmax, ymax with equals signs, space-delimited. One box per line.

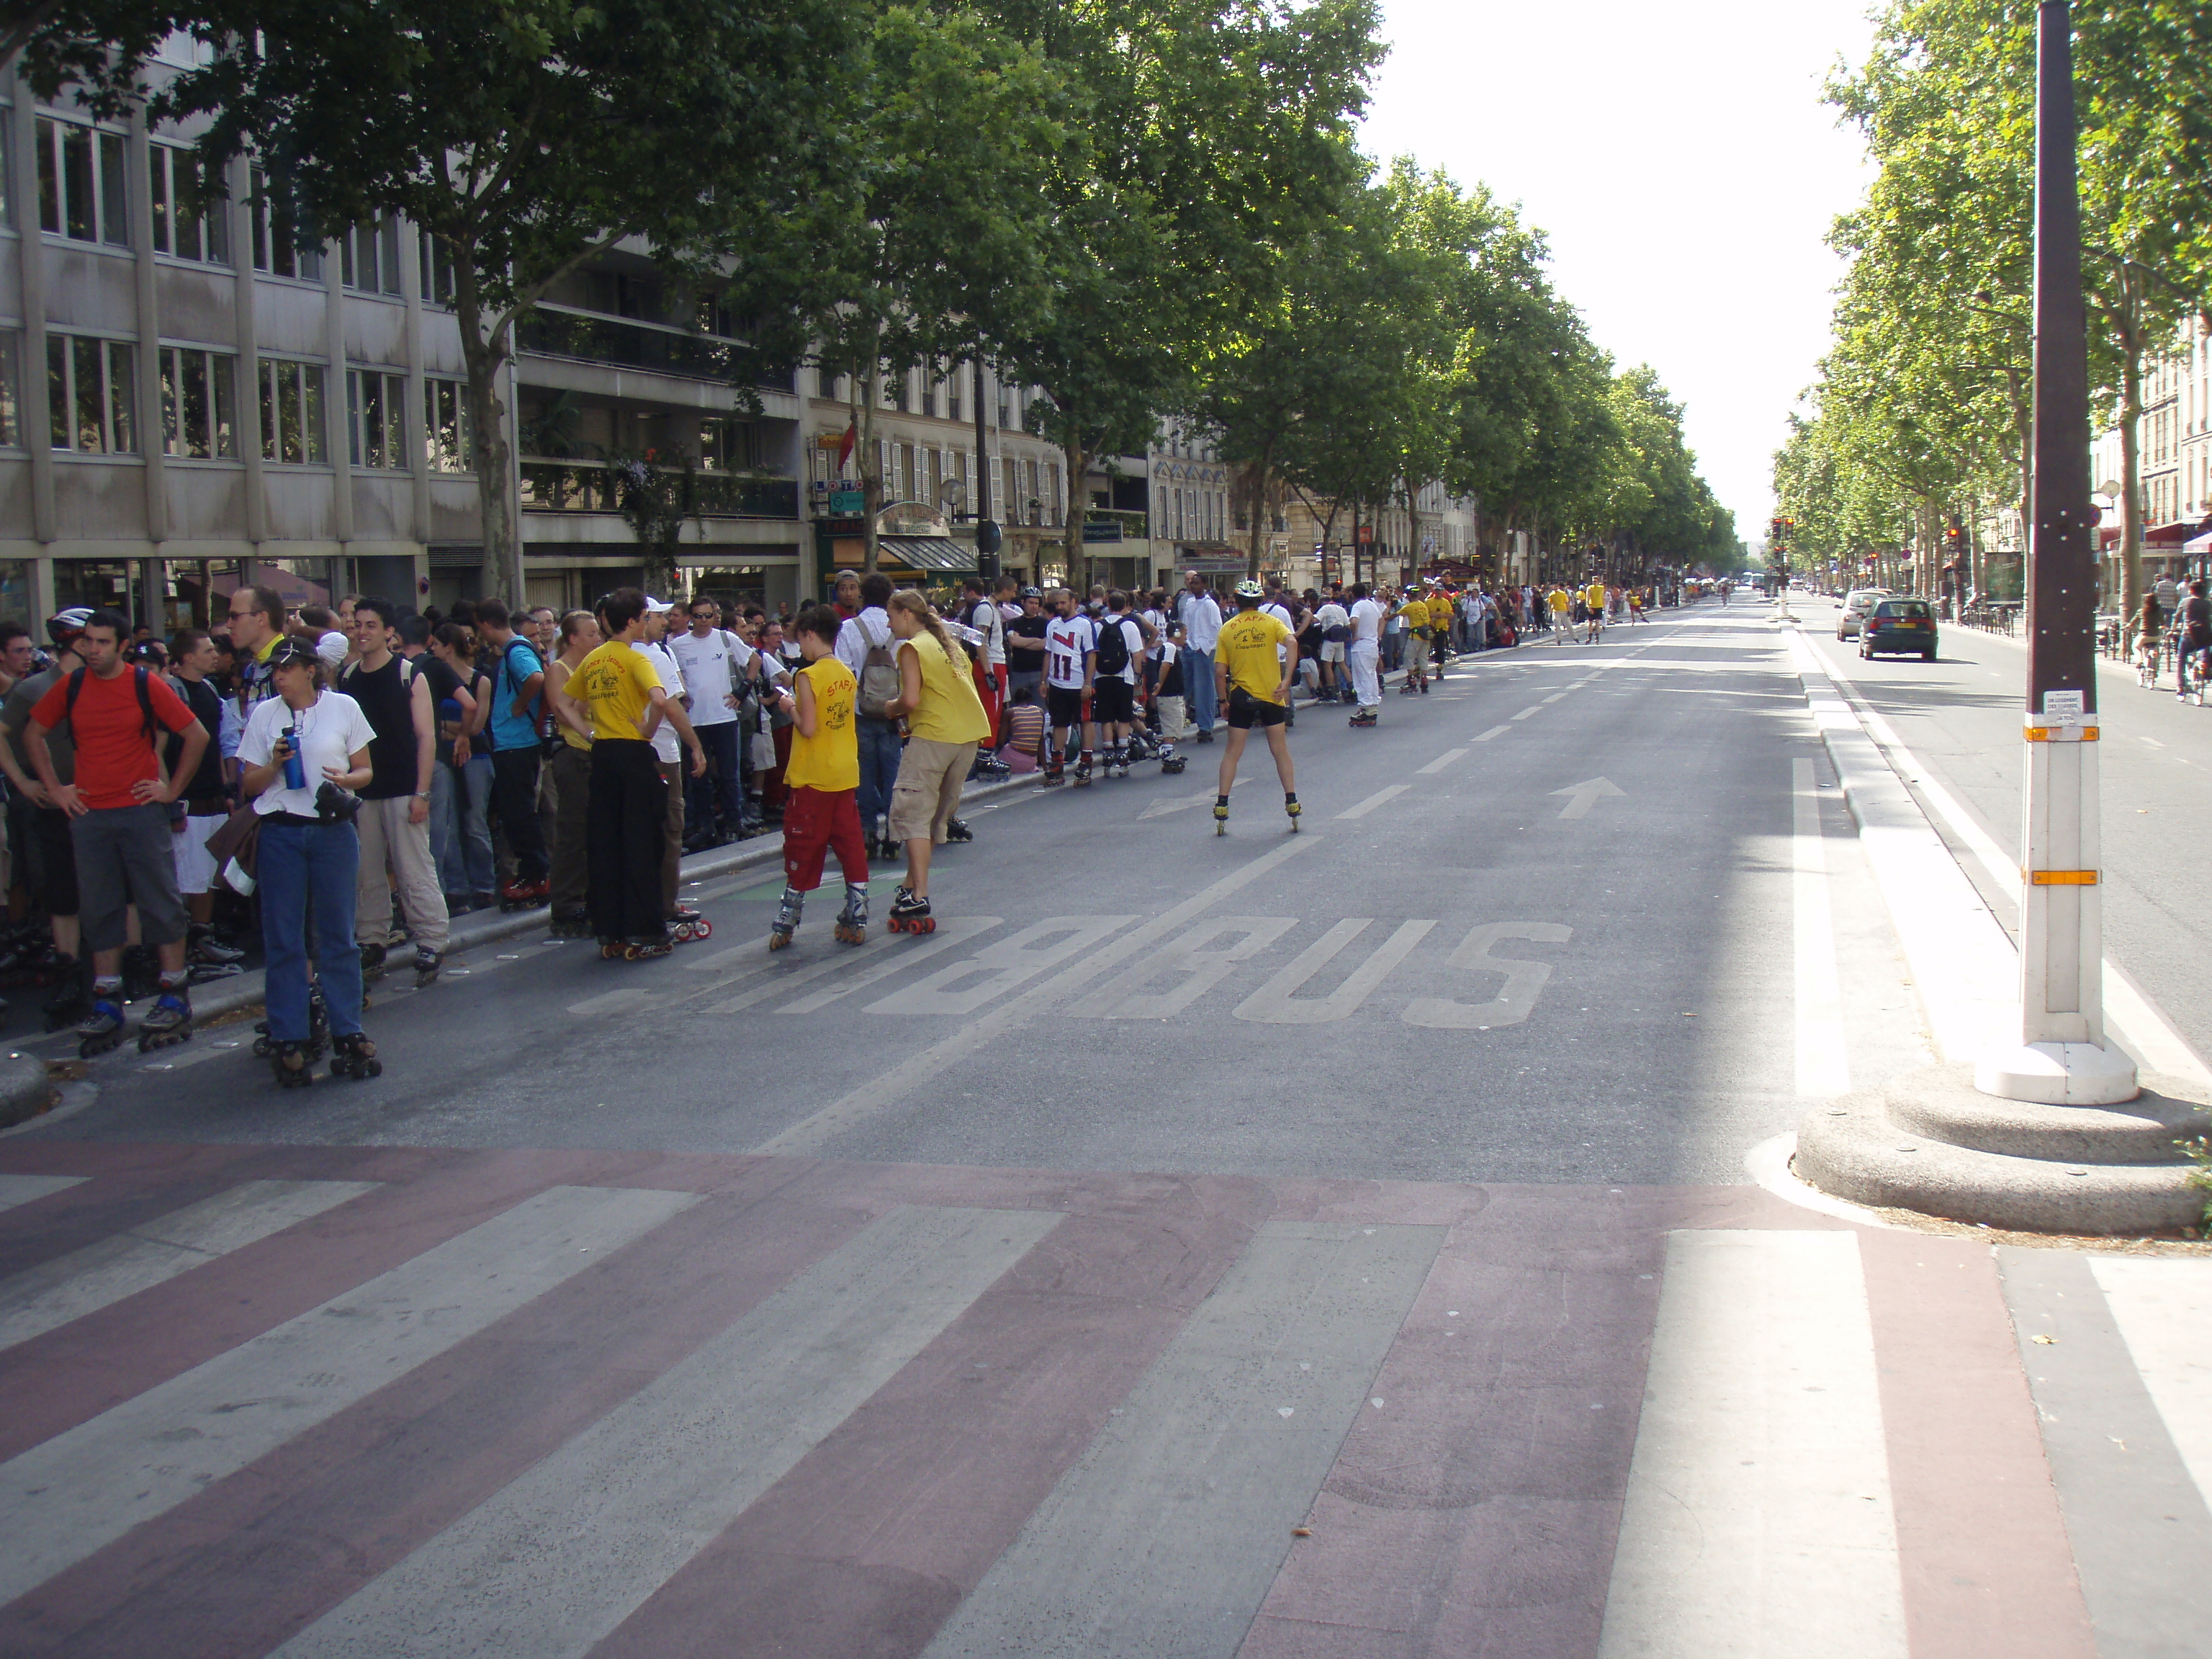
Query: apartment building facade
xmin=0 ymin=64 xmax=1084 ymax=632
xmin=2091 ymin=321 xmax=2212 ymax=588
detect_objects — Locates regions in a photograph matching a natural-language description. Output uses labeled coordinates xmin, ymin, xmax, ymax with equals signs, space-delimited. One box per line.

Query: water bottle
xmin=281 ymin=724 xmax=306 ymax=791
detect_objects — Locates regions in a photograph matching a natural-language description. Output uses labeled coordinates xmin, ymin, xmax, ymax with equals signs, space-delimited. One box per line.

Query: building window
xmin=149 ymin=143 xmax=230 ymax=264
xmin=158 ymin=346 xmax=238 ymax=457
xmin=419 ymin=230 xmax=457 ymax=306
xmin=47 ymin=335 xmax=137 ymax=453
xmin=341 ymin=219 xmax=404 ymax=296
xmin=249 ymin=168 xmax=324 ymax=282
xmin=0 ymin=332 xmax=19 ymax=447
xmin=346 ymin=368 xmax=408 ymax=469
xmin=425 ymin=377 xmax=472 ymax=472
xmin=36 ymin=117 xmax=129 ymax=247
xmin=945 ymin=370 xmax=963 ymax=424
xmin=258 ymin=358 xmax=327 ymax=463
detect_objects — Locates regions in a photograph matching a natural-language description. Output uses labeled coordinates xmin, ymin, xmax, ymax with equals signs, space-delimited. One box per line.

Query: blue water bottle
xmin=281 ymin=724 xmax=306 ymax=791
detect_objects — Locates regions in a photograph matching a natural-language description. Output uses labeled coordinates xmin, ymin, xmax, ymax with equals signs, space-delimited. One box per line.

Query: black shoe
xmin=1196 ymin=729 xmax=1214 ymax=744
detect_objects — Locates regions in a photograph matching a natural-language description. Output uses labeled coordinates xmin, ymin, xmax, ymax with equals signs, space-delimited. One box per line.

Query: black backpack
xmin=1094 ymin=616 xmax=1133 ymax=678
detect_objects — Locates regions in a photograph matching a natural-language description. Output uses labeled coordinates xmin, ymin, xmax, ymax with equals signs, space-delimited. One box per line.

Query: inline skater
xmin=1346 ymin=583 xmax=1383 ymax=728
xmin=770 ymin=605 xmax=868 ymax=950
xmin=1211 ymin=580 xmax=1300 ymax=835
xmin=1041 ymin=588 xmax=1097 ymax=786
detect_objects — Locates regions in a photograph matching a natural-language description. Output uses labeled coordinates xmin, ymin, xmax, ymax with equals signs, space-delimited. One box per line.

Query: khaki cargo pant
xmin=355 ymin=796 xmax=451 ymax=952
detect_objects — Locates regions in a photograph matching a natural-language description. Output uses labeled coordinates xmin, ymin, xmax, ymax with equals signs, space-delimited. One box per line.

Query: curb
xmin=181 ymin=770 xmax=1033 ymax=1029
xmin=0 ymin=1048 xmax=57 ymax=1128
xmin=1794 ymin=1067 xmax=2209 ymax=1236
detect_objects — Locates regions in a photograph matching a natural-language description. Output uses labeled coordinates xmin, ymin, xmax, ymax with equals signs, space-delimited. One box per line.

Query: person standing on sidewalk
xmin=341 ymin=598 xmax=449 ymax=989
xmin=882 ymin=590 xmax=992 ymax=934
xmin=0 ymin=610 xmax=93 ymax=1029
xmin=1177 ymin=571 xmax=1222 ymax=743
xmin=475 ymin=600 xmax=549 ymax=909
xmin=769 ymin=605 xmax=869 ymax=950
xmin=1041 ymin=587 xmax=1097 ymax=786
xmin=237 ymin=637 xmax=381 ymax=1086
xmin=162 ymin=629 xmax=246 ymax=981
xmin=667 ymin=599 xmax=749 ymax=849
xmin=543 ymin=610 xmax=600 ymax=936
xmin=24 ymin=609 xmax=208 ymax=1056
xmin=633 ymin=598 xmax=708 ymax=933
xmin=562 ymin=588 xmax=701 ymax=958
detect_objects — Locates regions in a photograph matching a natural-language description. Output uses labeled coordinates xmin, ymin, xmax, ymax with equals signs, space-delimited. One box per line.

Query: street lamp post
xmin=1975 ymin=0 xmax=2136 ymax=1105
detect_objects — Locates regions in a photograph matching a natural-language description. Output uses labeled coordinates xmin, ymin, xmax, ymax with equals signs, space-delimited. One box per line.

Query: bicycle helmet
xmin=1020 ymin=585 xmax=1042 ymax=599
xmin=47 ymin=607 xmax=94 ymax=644
xmin=1234 ymin=578 xmax=1264 ymax=599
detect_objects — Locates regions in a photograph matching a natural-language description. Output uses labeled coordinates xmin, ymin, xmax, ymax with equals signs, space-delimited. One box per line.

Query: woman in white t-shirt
xmin=237 ymin=637 xmax=379 ymax=1087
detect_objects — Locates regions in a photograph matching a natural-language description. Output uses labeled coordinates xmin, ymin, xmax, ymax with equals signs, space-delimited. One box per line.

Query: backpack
xmin=1094 ymin=616 xmax=1133 ymax=678
xmin=856 ymin=622 xmax=901 ymax=719
xmin=62 ymin=665 xmax=159 ymax=745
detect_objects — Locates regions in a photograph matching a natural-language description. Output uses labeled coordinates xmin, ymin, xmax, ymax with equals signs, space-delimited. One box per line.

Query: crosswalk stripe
xmin=1598 ymin=1231 xmax=1907 ymax=1659
xmin=2086 ymin=1257 xmax=2212 ymax=1509
xmin=0 ymin=1173 xmax=84 ymax=1212
xmin=923 ymin=1219 xmax=1443 ymax=1658
xmin=273 ymin=1204 xmax=1061 ymax=1658
xmin=0 ymin=1182 xmax=696 ymax=1607
xmin=0 ymin=1179 xmax=377 ymax=1353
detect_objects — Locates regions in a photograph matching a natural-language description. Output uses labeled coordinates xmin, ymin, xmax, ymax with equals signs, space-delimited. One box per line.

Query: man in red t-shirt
xmin=26 ymin=609 xmax=208 ymax=1053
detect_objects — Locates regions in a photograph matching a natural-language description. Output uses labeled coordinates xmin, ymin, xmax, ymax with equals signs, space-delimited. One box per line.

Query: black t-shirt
xmin=343 ymin=655 xmax=421 ymax=799
xmin=167 ymin=675 xmax=227 ymax=806
xmin=1006 ymin=614 xmax=1049 ymax=667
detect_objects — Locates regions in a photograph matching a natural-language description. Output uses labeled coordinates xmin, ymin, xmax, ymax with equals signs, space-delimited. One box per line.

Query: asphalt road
xmin=17 ymin=601 xmax=1926 ymax=1186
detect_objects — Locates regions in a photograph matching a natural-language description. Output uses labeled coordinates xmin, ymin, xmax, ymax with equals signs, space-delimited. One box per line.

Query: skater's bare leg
xmin=903 ymin=836 xmax=934 ymax=900
xmin=1217 ymin=727 xmax=1249 ymax=797
xmin=1264 ymin=723 xmax=1295 ymax=794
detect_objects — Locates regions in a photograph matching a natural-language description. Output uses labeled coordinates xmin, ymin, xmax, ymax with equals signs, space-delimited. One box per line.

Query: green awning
xmin=880 ymin=536 xmax=978 ymax=574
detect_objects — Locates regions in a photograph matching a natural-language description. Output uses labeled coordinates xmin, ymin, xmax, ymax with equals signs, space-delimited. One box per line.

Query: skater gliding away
xmin=1211 ymin=580 xmax=1300 ymax=834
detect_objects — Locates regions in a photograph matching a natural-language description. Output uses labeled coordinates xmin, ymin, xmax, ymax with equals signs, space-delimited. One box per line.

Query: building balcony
xmin=520 ymin=460 xmax=798 ymax=520
xmin=516 ymin=306 xmax=797 ymax=392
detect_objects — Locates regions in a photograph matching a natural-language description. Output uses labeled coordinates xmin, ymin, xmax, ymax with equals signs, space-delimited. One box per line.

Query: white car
xmin=1836 ymin=588 xmax=1890 ymax=639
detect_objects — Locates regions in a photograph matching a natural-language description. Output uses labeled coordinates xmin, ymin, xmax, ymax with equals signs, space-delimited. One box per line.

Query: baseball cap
xmin=642 ymin=595 xmax=675 ymax=614
xmin=267 ymin=637 xmax=320 ymax=671
xmin=47 ymin=607 xmax=94 ymax=644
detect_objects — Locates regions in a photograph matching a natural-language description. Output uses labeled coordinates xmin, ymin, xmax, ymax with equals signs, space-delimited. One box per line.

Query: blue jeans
xmin=1182 ymin=647 xmax=1216 ymax=732
xmin=687 ymin=721 xmax=745 ymax=832
xmin=856 ymin=717 xmax=902 ymax=835
xmin=431 ymin=755 xmax=495 ymax=896
xmin=258 ymin=817 xmax=364 ymax=1041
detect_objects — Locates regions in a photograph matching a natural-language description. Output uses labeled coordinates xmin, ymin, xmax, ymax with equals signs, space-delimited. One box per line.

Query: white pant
xmin=1349 ymin=641 xmax=1380 ymax=709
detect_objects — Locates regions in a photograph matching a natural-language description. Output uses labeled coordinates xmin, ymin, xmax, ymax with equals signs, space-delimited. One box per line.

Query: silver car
xmin=1836 ymin=588 xmax=1889 ymax=639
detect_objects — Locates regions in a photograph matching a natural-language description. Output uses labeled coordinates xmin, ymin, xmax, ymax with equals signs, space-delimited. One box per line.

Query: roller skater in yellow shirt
xmin=1212 ymin=581 xmax=1300 ymax=835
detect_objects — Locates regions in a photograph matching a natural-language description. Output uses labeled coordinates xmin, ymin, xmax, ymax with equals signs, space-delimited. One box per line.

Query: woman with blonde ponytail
xmin=880 ymin=590 xmax=990 ymax=932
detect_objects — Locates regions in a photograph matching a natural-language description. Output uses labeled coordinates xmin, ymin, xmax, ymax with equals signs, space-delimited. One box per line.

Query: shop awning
xmin=2185 ymin=531 xmax=2212 ymax=556
xmin=878 ymin=536 xmax=977 ymax=574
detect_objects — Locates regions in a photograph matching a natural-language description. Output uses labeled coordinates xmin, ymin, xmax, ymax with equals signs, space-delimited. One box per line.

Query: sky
xmin=1357 ymin=0 xmax=1880 ymax=546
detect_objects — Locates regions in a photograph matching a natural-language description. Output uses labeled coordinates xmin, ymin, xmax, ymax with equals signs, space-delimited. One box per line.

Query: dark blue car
xmin=1861 ymin=598 xmax=1938 ymax=660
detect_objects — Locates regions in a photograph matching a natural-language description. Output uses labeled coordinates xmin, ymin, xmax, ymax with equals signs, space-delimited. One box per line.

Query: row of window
xmin=28 ymin=113 xmax=457 ymax=301
xmin=0 ymin=331 xmax=470 ymax=469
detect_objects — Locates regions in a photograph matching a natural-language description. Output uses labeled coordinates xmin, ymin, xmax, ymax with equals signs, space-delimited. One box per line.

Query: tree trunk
xmin=1061 ymin=433 xmax=1087 ymax=595
xmin=858 ymin=353 xmax=881 ymax=575
xmin=1246 ymin=454 xmax=1272 ymax=582
xmin=455 ymin=269 xmax=521 ymax=606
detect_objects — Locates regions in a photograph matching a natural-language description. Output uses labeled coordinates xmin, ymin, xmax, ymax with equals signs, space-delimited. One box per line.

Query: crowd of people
xmin=0 ymin=565 xmax=1677 ymax=1085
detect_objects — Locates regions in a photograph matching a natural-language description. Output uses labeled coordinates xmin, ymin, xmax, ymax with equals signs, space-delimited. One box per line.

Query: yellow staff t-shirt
xmin=786 ymin=657 xmax=859 ymax=792
xmin=1398 ymin=598 xmax=1431 ymax=634
xmin=574 ymin=639 xmax=663 ymax=742
xmin=1217 ymin=610 xmax=1293 ymax=705
xmin=1426 ymin=595 xmax=1454 ymax=630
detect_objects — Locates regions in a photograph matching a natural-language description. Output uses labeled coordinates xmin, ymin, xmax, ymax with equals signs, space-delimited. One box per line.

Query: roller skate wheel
xmin=692 ymin=918 xmax=712 ymax=940
xmin=835 ymin=924 xmax=865 ymax=945
xmin=768 ymin=927 xmax=794 ymax=950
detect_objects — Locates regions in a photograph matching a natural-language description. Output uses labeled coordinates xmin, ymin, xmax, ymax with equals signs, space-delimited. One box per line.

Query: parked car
xmin=1836 ymin=588 xmax=1890 ymax=639
xmin=1861 ymin=598 xmax=1938 ymax=660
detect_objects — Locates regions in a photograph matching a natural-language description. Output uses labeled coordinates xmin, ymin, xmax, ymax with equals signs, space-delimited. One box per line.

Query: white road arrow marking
xmin=1551 ymin=777 xmax=1624 ymax=820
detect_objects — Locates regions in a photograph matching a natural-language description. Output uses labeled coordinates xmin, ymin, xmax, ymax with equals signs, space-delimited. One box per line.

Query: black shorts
xmin=1091 ymin=677 xmax=1135 ymax=724
xmin=1046 ymin=685 xmax=1087 ymax=729
xmin=1226 ymin=688 xmax=1286 ymax=729
xmin=35 ymin=806 xmax=78 ymax=919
